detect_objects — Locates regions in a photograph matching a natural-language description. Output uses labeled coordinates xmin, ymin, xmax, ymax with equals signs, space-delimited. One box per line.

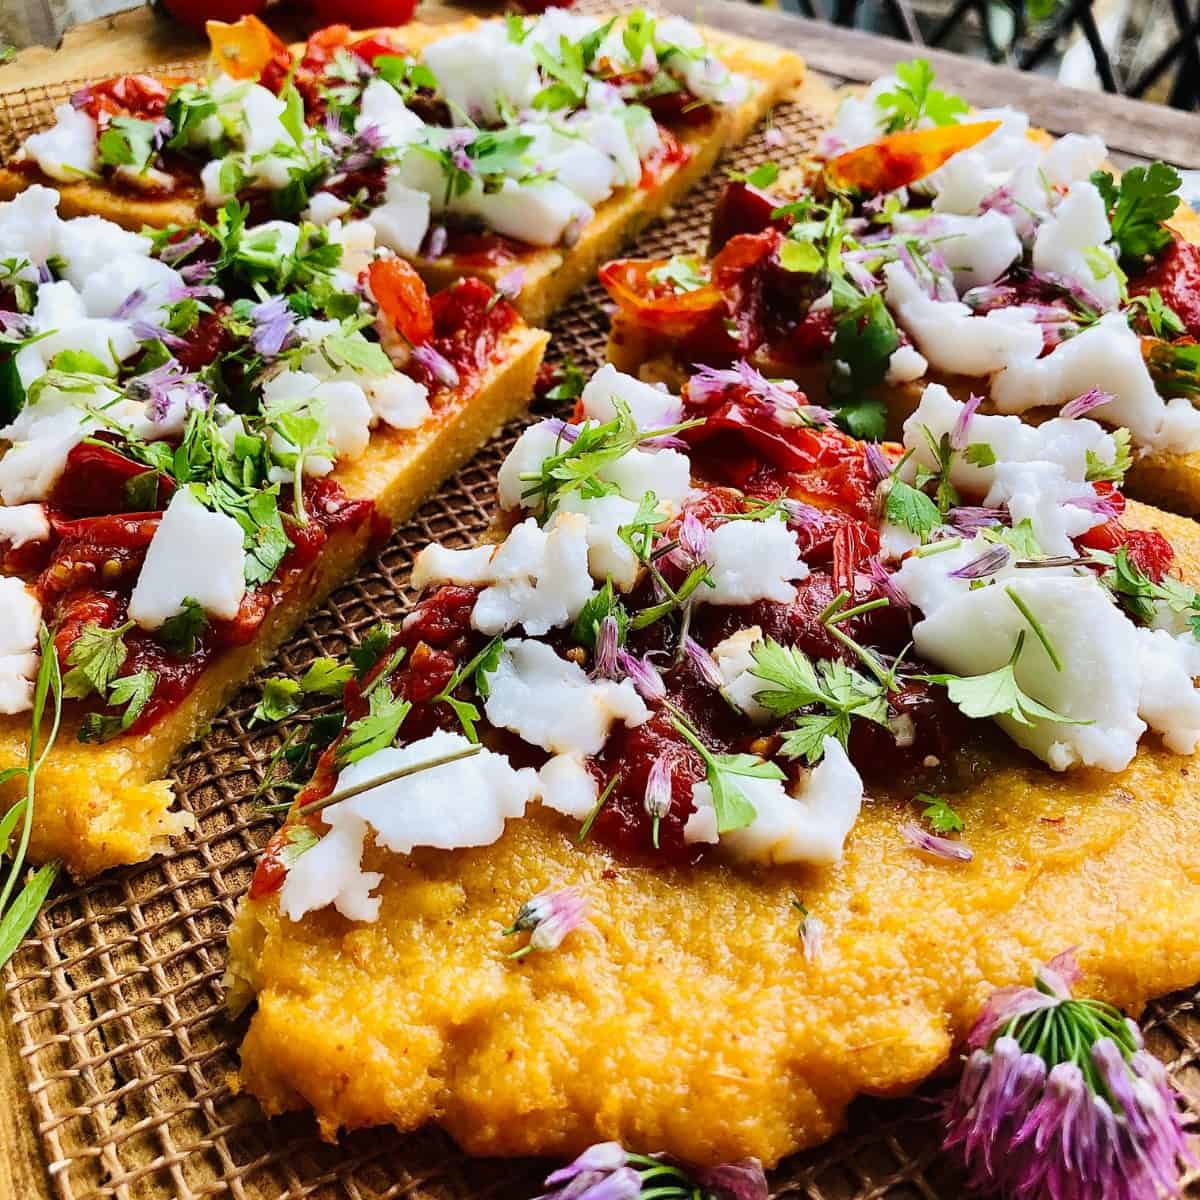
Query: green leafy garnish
xmin=876 ymin=59 xmax=968 ymax=133
xmin=158 ymin=598 xmax=207 ymax=658
xmin=647 ymin=255 xmax=709 ymax=293
xmin=1084 ymin=427 xmax=1132 ymax=484
xmin=572 ymin=578 xmax=629 ymax=651
xmin=62 ymin=621 xmax=132 ymax=700
xmin=1090 ymin=162 xmax=1180 ymax=265
xmin=98 ymin=117 xmax=159 ymax=174
xmin=349 ymin=622 xmax=397 ymax=678
xmin=428 ymin=637 xmax=502 ymax=743
xmin=919 ymin=792 xmax=964 ymax=834
xmin=885 ymin=478 xmax=941 ymax=539
xmin=730 ymin=163 xmax=780 ymax=189
xmin=337 ymin=686 xmax=412 ymax=765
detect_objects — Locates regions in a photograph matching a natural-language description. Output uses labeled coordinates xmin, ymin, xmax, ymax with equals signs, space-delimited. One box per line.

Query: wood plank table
xmin=0 ymin=4 xmax=1197 ymax=1198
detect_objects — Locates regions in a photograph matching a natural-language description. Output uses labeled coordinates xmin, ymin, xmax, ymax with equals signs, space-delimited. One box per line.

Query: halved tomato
xmin=598 ymin=258 xmax=723 ymax=339
xmin=825 ymin=120 xmax=1001 ymax=193
xmin=367 ymin=258 xmax=434 ymax=347
xmin=206 ymin=14 xmax=289 ymax=81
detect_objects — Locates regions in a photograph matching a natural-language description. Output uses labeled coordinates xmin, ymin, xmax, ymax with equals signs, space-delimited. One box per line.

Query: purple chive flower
xmin=980 ymin=184 xmax=1022 ymax=219
xmin=616 ymin=650 xmax=666 ymax=702
xmin=496 ymin=267 xmax=526 ymax=302
xmin=860 ymin=554 xmax=909 ymax=609
xmin=158 ymin=231 xmax=204 ymax=266
xmin=412 ymin=343 xmax=461 ymax=389
xmin=1060 ymin=387 xmax=1115 ymax=420
xmin=946 ymin=505 xmax=1010 ymax=534
xmin=114 ymin=287 xmax=148 ymax=320
xmin=688 ymin=361 xmax=831 ymax=427
xmin=763 ymin=125 xmax=786 ymax=150
xmin=780 ymin=497 xmax=826 ymax=530
xmin=1066 ymin=490 xmax=1122 ymax=519
xmin=950 ymin=393 xmax=984 ymax=450
xmin=537 ymin=1146 xmax=768 ymax=1200
xmin=948 ymin=544 xmax=1010 ymax=580
xmin=643 ymin=757 xmax=672 ymax=825
xmin=249 ymin=294 xmax=296 ymax=357
xmin=943 ymin=951 xmax=1194 ymax=1200
xmin=901 ymin=821 xmax=973 ymax=862
xmin=0 ymin=310 xmax=34 ymax=337
xmin=539 ymin=417 xmax=581 ymax=445
xmin=844 ymin=258 xmax=878 ymax=296
xmin=423 ymin=224 xmax=448 ymax=259
xmin=126 ymin=358 xmax=210 ymax=422
xmin=678 ymin=511 xmax=710 ymax=562
xmin=502 ymin=886 xmax=591 ymax=959
xmin=683 ymin=636 xmax=723 ymax=689
xmin=179 ymin=258 xmax=217 ymax=285
xmin=863 ymin=441 xmax=892 ymax=487
xmin=130 ymin=319 xmax=187 ymax=349
xmin=594 ymin=615 xmax=619 ymax=678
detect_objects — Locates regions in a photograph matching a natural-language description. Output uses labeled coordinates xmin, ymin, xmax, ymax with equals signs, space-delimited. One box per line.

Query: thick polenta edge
xmin=0 ymin=323 xmax=547 ymax=879
xmin=225 ymin=495 xmax=1200 ymax=1166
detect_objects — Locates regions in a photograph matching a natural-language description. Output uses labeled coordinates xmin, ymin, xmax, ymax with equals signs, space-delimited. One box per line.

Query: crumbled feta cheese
xmin=0 ymin=577 xmax=41 ymax=715
xmin=31 ymin=279 xmax=86 ymax=329
xmin=1135 ymin=627 xmax=1200 ymax=756
xmin=327 ymin=219 xmax=376 ymax=278
xmin=697 ymin=515 xmax=808 ymax=606
xmin=885 ymin=343 xmax=928 ymax=384
xmin=262 ymin=370 xmax=373 ymax=478
xmin=990 ymin=312 xmax=1200 ymax=453
xmin=525 ymin=121 xmax=621 ymax=205
xmin=362 ymin=372 xmax=431 ymax=430
xmin=0 ymin=403 xmax=102 ymax=504
xmin=538 ymin=754 xmax=599 ymax=819
xmin=685 ymin=737 xmax=863 ymax=865
xmin=884 ymin=261 xmax=1043 ymax=377
xmin=902 ymin=383 xmax=1118 ymax=496
xmin=411 ymin=541 xmax=496 ymax=591
xmin=421 ymin=24 xmax=539 ymax=124
xmin=558 ymin=493 xmax=644 ymax=590
xmin=23 ymin=103 xmax=98 ymax=183
xmin=304 ymin=191 xmax=351 ymax=225
xmin=0 ymin=503 xmax=50 ymax=548
xmin=580 ymin=364 xmax=684 ymax=429
xmin=279 ymin=731 xmax=538 ymax=922
xmin=55 ymin=217 xmax=151 ymax=290
xmin=356 ymin=78 xmax=423 ymax=149
xmin=0 ymin=186 xmax=63 ymax=274
xmin=471 ymin=176 xmax=592 ymax=247
xmin=366 ymin=177 xmax=431 ymax=256
xmin=1031 ymin=180 xmax=1120 ymax=310
xmin=472 ymin=514 xmax=594 ymax=636
xmin=80 ymin=254 xmax=182 ymax=323
xmin=484 ymin=637 xmax=649 ymax=756
xmin=895 ymin=549 xmax=1178 ymax=772
xmin=1040 ymin=133 xmax=1107 ymax=188
xmin=899 ymin=210 xmax=1021 ymax=292
xmin=128 ymin=488 xmax=247 ymax=629
xmin=983 ymin=460 xmax=1104 ymax=556
xmin=712 ymin=625 xmax=780 ymax=722
xmin=15 ymin=315 xmax=138 ymax=389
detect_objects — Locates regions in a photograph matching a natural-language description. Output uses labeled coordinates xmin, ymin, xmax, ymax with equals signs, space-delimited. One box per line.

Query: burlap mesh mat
xmin=0 ymin=50 xmax=1197 ymax=1200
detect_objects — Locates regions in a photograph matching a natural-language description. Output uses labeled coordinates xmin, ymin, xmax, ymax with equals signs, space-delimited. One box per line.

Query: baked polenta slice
xmin=601 ymin=58 xmax=1200 ymax=518
xmin=0 ymin=11 xmax=803 ymax=328
xmin=225 ymin=362 xmax=1200 ymax=1166
xmin=0 ymin=186 xmax=545 ymax=878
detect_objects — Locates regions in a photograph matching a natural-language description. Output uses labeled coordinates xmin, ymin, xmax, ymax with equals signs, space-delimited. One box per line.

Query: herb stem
xmin=1005 ymin=586 xmax=1063 ymax=671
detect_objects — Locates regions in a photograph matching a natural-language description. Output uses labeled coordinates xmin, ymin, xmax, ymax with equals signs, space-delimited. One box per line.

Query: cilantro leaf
xmin=251 ymin=677 xmax=302 ymax=726
xmin=876 ymin=59 xmax=967 ymax=133
xmin=572 ymin=578 xmax=629 ymax=650
xmin=1090 ymin=162 xmax=1180 ymax=265
xmin=885 ymin=478 xmax=941 ymax=539
xmin=98 ymin=117 xmax=159 ymax=174
xmin=545 ymin=359 xmax=587 ymax=403
xmin=300 ymin=657 xmax=354 ymax=696
xmin=1084 ymin=427 xmax=1132 ymax=484
xmin=647 ymin=255 xmax=709 ymax=292
xmin=669 ymin=712 xmax=775 ymax=834
xmin=918 ymin=792 xmax=963 ymax=834
xmin=730 ymin=162 xmax=779 ymax=189
xmin=964 ymin=442 xmax=996 ymax=467
xmin=337 ymin=687 xmax=412 ymax=765
xmin=62 ymin=621 xmax=131 ymax=699
xmin=1145 ymin=340 xmax=1200 ymax=398
xmin=829 ymin=275 xmax=899 ymax=430
xmin=349 ymin=622 xmax=397 ymax=677
xmin=158 ymin=598 xmax=207 ymax=658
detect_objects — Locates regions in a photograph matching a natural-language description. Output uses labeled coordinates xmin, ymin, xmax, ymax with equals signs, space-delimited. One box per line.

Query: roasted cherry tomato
xmin=306 ymin=0 xmax=418 ymax=27
xmin=825 ymin=120 xmax=1001 ymax=193
xmin=349 ymin=31 xmax=412 ymax=65
xmin=71 ymin=74 xmax=180 ymax=122
xmin=599 ymin=258 xmax=723 ymax=339
xmin=367 ymin=258 xmax=434 ymax=347
xmin=205 ymin=13 xmax=288 ymax=79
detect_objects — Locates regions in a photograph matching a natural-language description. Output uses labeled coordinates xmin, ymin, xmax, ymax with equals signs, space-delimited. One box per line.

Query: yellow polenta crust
xmin=0 ymin=324 xmax=547 ymax=879
xmin=0 ymin=20 xmax=803 ymax=328
xmin=225 ymin=497 xmax=1200 ymax=1166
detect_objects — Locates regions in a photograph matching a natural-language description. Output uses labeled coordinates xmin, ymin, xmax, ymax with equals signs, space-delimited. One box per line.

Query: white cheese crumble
xmin=365 ymin=177 xmax=431 ymax=257
xmin=684 ymin=736 xmax=863 ymax=865
xmin=712 ymin=625 xmax=781 ymax=722
xmin=990 ymin=312 xmax=1200 ymax=453
xmin=421 ymin=23 xmax=540 ymax=124
xmin=0 ymin=577 xmax=42 ymax=715
xmin=23 ymin=103 xmax=98 ymax=182
xmin=580 ymin=364 xmax=684 ymax=429
xmin=278 ymin=731 xmax=538 ymax=923
xmin=483 ymin=637 xmax=649 ymax=756
xmin=0 ymin=186 xmax=63 ymax=276
xmin=537 ymin=753 xmax=599 ymax=819
xmin=697 ymin=514 xmax=809 ymax=606
xmin=883 ymin=261 xmax=1043 ymax=377
xmin=0 ymin=503 xmax=50 ymax=549
xmin=128 ymin=488 xmax=247 ymax=630
xmin=895 ymin=210 xmax=1021 ymax=291
xmin=1030 ymin=180 xmax=1120 ymax=310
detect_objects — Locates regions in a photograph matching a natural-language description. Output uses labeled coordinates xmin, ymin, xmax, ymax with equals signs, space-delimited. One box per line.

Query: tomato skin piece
xmin=204 ymin=13 xmax=286 ymax=79
xmin=598 ymin=258 xmax=724 ymax=339
xmin=367 ymin=259 xmax=434 ymax=347
xmin=825 ymin=120 xmax=1001 ymax=193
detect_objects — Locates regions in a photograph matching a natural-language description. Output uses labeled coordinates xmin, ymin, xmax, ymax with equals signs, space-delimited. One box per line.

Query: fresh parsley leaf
xmin=545 ymin=359 xmax=587 ymax=403
xmin=964 ymin=442 xmax=996 ymax=467
xmin=778 ymin=238 xmax=824 ymax=274
xmin=1126 ymin=288 xmax=1184 ymax=338
xmin=829 ymin=274 xmax=899 ymax=431
xmin=349 ymin=622 xmax=397 ymax=677
xmin=251 ymin=677 xmax=303 ymax=725
xmin=885 ymin=478 xmax=941 ymax=539
xmin=919 ymin=792 xmax=963 ymax=834
xmin=1090 ymin=162 xmax=1180 ymax=265
xmin=924 ymin=632 xmax=1090 ymax=727
xmin=300 ymin=657 xmax=354 ymax=696
xmin=158 ymin=598 xmax=207 ymax=658
xmin=647 ymin=254 xmax=709 ymax=292
xmin=1145 ymin=340 xmax=1200 ymax=397
xmin=242 ymin=489 xmax=292 ymax=584
xmin=670 ymin=711 xmax=776 ymax=834
xmin=572 ymin=578 xmax=629 ymax=650
xmin=63 ymin=621 xmax=131 ymax=699
xmin=98 ymin=116 xmax=159 ymax=173
xmin=47 ymin=348 xmax=113 ymax=377
xmin=321 ymin=330 xmax=393 ymax=376
xmin=337 ymin=687 xmax=411 ymax=764
xmin=876 ymin=58 xmax=967 ymax=133
xmin=1084 ymin=426 xmax=1132 ymax=484
xmin=730 ymin=162 xmax=779 ymax=189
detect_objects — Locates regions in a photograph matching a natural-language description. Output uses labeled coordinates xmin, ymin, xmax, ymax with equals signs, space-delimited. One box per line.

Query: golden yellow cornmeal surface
xmin=225 ymin=499 xmax=1200 ymax=1165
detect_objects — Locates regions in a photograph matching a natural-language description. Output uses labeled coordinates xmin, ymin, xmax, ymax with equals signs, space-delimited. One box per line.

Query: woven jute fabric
xmin=0 ymin=53 xmax=1198 ymax=1200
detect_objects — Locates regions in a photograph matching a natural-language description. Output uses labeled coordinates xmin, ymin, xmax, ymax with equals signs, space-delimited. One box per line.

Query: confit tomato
xmin=599 ymin=258 xmax=723 ymax=339
xmin=367 ymin=258 xmax=434 ymax=347
xmin=825 ymin=120 xmax=1001 ymax=192
xmin=71 ymin=74 xmax=178 ymax=122
xmin=305 ymin=0 xmax=418 ymax=27
xmin=203 ymin=12 xmax=287 ymax=78
xmin=1129 ymin=237 xmax=1200 ymax=339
